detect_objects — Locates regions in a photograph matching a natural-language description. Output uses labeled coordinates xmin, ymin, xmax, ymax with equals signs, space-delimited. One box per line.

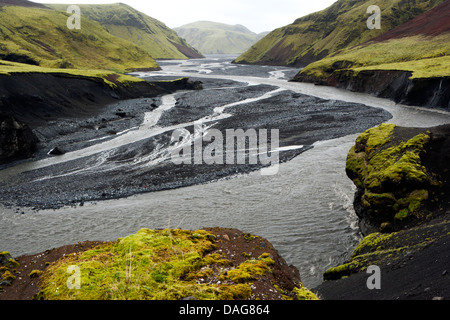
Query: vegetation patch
xmin=323 ymin=219 xmax=450 ymax=280
xmin=0 ymin=5 xmax=159 ymax=72
xmin=235 ymin=0 xmax=446 ymax=67
xmin=298 ymin=34 xmax=450 ymax=80
xmin=0 ymin=60 xmax=147 ymax=88
xmin=346 ymin=124 xmax=441 ymax=229
xmin=35 ymin=228 xmax=317 ymax=300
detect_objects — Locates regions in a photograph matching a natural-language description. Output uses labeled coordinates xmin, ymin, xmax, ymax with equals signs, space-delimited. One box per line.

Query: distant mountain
xmin=175 ymin=21 xmax=266 ymax=55
xmin=48 ymin=3 xmax=203 ymax=60
xmin=234 ymin=0 xmax=446 ymax=67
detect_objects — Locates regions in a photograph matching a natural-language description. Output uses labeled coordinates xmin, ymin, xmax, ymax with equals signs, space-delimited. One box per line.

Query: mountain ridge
xmin=48 ymin=3 xmax=204 ymax=60
xmin=234 ymin=0 xmax=446 ymax=67
xmin=175 ymin=20 xmax=266 ymax=55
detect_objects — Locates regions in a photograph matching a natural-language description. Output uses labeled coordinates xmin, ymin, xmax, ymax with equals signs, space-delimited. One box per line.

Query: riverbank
xmin=0 ymin=70 xmax=202 ymax=165
xmin=313 ymin=123 xmax=450 ymax=300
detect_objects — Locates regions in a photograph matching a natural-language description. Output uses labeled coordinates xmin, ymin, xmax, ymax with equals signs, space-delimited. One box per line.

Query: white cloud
xmin=34 ymin=0 xmax=337 ymax=33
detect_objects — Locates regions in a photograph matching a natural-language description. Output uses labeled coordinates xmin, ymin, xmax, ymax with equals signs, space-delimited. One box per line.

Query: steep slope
xmin=175 ymin=21 xmax=263 ymax=55
xmin=0 ymin=0 xmax=46 ymax=8
xmin=48 ymin=3 xmax=203 ymax=60
xmin=294 ymin=0 xmax=450 ymax=109
xmin=0 ymin=2 xmax=159 ymax=71
xmin=234 ymin=0 xmax=446 ymax=67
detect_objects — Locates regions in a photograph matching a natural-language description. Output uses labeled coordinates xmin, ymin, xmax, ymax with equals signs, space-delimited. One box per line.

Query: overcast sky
xmin=34 ymin=0 xmax=338 ymax=34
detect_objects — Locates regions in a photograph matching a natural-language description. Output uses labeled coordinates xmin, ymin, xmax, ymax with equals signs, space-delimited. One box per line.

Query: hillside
xmin=175 ymin=21 xmax=265 ymax=55
xmin=0 ymin=2 xmax=159 ymax=71
xmin=233 ymin=0 xmax=446 ymax=67
xmin=294 ymin=0 xmax=450 ymax=109
xmin=48 ymin=3 xmax=203 ymax=60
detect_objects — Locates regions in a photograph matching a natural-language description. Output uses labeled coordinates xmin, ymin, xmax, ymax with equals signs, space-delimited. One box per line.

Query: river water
xmin=1 ymin=56 xmax=450 ymax=288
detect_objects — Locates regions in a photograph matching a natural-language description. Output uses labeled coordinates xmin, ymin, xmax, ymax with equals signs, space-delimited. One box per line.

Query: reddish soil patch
xmin=368 ymin=1 xmax=450 ymax=43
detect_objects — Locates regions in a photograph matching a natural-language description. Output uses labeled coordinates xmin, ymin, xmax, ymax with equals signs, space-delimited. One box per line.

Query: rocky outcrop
xmin=346 ymin=123 xmax=450 ymax=235
xmin=314 ymin=123 xmax=450 ymax=300
xmin=0 ymin=113 xmax=39 ymax=164
xmin=294 ymin=70 xmax=450 ymax=110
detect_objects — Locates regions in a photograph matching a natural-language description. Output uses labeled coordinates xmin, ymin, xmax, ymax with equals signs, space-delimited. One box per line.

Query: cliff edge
xmin=314 ymin=123 xmax=450 ymax=300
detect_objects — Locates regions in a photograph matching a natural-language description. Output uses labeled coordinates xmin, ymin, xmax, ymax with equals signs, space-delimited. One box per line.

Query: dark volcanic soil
xmin=314 ymin=219 xmax=450 ymax=300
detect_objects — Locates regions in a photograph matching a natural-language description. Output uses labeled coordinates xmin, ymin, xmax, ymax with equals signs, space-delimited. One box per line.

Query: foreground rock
xmin=314 ymin=123 xmax=450 ymax=300
xmin=0 ymin=228 xmax=318 ymax=301
xmin=0 ymin=113 xmax=39 ymax=164
xmin=347 ymin=123 xmax=450 ymax=235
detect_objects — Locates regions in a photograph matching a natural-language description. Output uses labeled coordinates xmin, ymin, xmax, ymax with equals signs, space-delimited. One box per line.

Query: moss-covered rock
xmin=346 ymin=123 xmax=444 ymax=234
xmin=35 ymin=228 xmax=317 ymax=301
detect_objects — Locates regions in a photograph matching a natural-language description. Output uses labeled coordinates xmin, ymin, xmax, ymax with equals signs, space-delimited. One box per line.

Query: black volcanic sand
xmin=30 ymin=97 xmax=163 ymax=161
xmin=314 ymin=218 xmax=450 ymax=300
xmin=0 ymin=78 xmax=392 ymax=210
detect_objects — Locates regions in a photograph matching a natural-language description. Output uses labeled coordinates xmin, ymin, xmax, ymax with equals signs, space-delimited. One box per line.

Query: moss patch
xmin=346 ymin=124 xmax=440 ymax=229
xmin=298 ymin=34 xmax=450 ymax=80
xmin=35 ymin=228 xmax=316 ymax=301
xmin=324 ymin=219 xmax=450 ymax=280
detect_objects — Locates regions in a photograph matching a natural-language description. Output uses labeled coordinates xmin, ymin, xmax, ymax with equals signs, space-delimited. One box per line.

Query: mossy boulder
xmin=346 ymin=123 xmax=446 ymax=234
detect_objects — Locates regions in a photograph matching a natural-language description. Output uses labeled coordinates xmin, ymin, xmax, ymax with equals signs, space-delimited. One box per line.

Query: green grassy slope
xmin=234 ymin=0 xmax=446 ymax=67
xmin=48 ymin=3 xmax=203 ymax=60
xmin=0 ymin=3 xmax=159 ymax=71
xmin=296 ymin=0 xmax=450 ymax=81
xmin=175 ymin=21 xmax=262 ymax=55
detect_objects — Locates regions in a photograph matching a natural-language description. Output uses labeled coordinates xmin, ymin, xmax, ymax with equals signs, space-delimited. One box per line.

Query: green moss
xmin=241 ymin=252 xmax=252 ymax=259
xmin=29 ymin=270 xmax=44 ymax=278
xmin=395 ymin=208 xmax=410 ymax=221
xmin=325 ymin=220 xmax=450 ymax=280
xmin=0 ymin=251 xmax=19 ymax=269
xmin=37 ymin=229 xmax=225 ymax=300
xmin=218 ymin=284 xmax=252 ymax=300
xmin=292 ymin=286 xmax=320 ymax=301
xmin=323 ymin=257 xmax=369 ymax=280
xmin=1 ymin=270 xmax=16 ymax=281
xmin=226 ymin=259 xmax=271 ymax=283
xmin=299 ymin=34 xmax=450 ymax=80
xmin=37 ymin=229 xmax=305 ymax=301
xmin=258 ymin=253 xmax=275 ymax=265
xmin=407 ymin=189 xmax=429 ymax=213
xmin=346 ymin=124 xmax=439 ymax=226
xmin=243 ymin=233 xmax=259 ymax=241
